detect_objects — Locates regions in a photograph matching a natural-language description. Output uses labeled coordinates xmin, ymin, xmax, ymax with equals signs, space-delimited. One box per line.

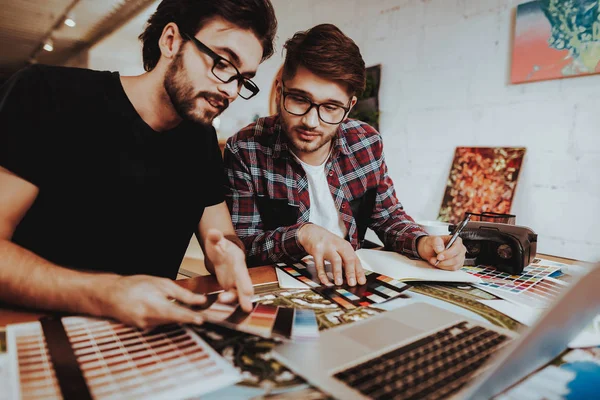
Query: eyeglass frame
xmin=181 ymin=31 xmax=260 ymax=100
xmin=280 ymin=83 xmax=352 ymax=125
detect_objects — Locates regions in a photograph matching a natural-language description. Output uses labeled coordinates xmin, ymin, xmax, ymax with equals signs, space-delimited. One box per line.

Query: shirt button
xmin=341 ymin=204 xmax=346 ymax=209
xmin=328 ymin=171 xmax=334 ymax=176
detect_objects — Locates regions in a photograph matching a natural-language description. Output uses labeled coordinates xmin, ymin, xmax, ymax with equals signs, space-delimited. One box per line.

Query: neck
xmin=292 ymin=141 xmax=332 ymax=166
xmin=120 ymin=69 xmax=182 ymax=132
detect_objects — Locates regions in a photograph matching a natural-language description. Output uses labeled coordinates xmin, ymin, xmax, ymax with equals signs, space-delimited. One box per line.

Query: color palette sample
xmin=194 ymin=295 xmax=319 ymax=341
xmin=462 ymin=263 xmax=566 ymax=309
xmin=276 ymin=260 xmax=410 ymax=310
xmin=6 ymin=317 xmax=241 ymax=400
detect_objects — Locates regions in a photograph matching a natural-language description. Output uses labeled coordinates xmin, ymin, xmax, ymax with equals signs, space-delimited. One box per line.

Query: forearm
xmin=243 ymin=222 xmax=311 ymax=267
xmin=0 ymin=239 xmax=117 ymax=315
xmin=370 ymin=211 xmax=427 ymax=258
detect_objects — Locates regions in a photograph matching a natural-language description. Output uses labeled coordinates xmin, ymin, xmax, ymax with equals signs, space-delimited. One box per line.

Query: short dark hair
xmin=139 ymin=0 xmax=277 ymax=71
xmin=282 ymin=24 xmax=366 ymax=96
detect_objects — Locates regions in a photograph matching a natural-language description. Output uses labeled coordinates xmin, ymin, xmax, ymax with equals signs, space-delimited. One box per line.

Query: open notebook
xmin=276 ymin=250 xmax=481 ymax=289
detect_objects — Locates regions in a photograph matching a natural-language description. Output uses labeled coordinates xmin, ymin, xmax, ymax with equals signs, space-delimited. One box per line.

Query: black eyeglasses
xmin=181 ymin=32 xmax=260 ymax=100
xmin=281 ymin=84 xmax=350 ymax=125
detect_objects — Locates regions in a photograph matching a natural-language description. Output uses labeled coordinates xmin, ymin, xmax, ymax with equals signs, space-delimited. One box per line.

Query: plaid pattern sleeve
xmin=223 ymin=127 xmax=310 ymax=266
xmin=364 ymin=133 xmax=428 ymax=258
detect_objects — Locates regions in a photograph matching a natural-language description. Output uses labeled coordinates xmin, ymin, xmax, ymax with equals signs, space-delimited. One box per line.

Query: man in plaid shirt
xmin=224 ymin=24 xmax=466 ymax=287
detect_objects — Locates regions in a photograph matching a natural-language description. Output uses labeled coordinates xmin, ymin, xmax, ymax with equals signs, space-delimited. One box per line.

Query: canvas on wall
xmin=438 ymin=147 xmax=526 ymax=225
xmin=511 ymin=0 xmax=600 ymax=83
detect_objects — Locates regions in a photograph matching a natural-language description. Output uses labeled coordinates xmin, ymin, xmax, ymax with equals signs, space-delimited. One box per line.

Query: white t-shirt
xmin=294 ymin=155 xmax=347 ymax=239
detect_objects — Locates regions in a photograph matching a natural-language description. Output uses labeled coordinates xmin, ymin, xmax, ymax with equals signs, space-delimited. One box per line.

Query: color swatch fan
xmin=194 ymin=295 xmax=319 ymax=341
xmin=462 ymin=261 xmax=567 ymax=309
xmin=6 ymin=316 xmax=241 ymax=400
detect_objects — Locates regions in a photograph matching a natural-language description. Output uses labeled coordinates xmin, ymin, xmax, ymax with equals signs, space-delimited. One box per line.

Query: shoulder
xmin=3 ymin=64 xmax=116 ymax=97
xmin=14 ymin=64 xmax=112 ymax=84
xmin=339 ymin=118 xmax=383 ymax=151
xmin=226 ymin=115 xmax=279 ymax=152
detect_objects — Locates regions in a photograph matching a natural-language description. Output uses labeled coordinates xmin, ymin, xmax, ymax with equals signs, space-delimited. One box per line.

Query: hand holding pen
xmin=416 ymin=214 xmax=470 ymax=271
xmin=434 ymin=214 xmax=471 ymax=267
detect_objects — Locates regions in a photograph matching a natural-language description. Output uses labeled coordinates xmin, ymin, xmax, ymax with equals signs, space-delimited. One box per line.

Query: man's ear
xmin=158 ymin=23 xmax=183 ymax=60
xmin=348 ymin=95 xmax=358 ymax=112
xmin=275 ymin=79 xmax=282 ymax=104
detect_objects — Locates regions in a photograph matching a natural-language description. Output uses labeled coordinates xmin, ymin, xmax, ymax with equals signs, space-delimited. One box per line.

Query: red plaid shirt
xmin=224 ymin=115 xmax=427 ymax=266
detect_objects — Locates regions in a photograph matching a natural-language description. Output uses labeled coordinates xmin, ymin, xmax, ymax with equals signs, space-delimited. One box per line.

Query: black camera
xmin=450 ymin=221 xmax=538 ymax=275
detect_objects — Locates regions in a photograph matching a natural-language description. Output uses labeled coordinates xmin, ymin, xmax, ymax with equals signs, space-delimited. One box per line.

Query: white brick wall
xmin=90 ymin=0 xmax=600 ymax=262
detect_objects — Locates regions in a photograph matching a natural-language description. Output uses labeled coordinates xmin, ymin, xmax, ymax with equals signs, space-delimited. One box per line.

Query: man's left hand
xmin=203 ymin=229 xmax=254 ymax=312
xmin=417 ymin=235 xmax=466 ymax=271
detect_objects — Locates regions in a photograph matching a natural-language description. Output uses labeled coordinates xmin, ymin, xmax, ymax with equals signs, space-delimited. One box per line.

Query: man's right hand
xmin=297 ymin=224 xmax=366 ymax=287
xmin=95 ymin=275 xmax=220 ymax=329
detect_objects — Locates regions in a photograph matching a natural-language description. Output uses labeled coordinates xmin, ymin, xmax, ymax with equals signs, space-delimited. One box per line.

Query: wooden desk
xmin=2 ymin=252 xmax=595 ymax=329
xmin=0 ymin=255 xmax=592 ymax=329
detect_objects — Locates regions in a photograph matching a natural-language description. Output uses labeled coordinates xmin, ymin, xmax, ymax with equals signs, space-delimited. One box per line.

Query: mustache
xmin=198 ymin=91 xmax=229 ymax=111
xmin=294 ymin=125 xmax=323 ymax=135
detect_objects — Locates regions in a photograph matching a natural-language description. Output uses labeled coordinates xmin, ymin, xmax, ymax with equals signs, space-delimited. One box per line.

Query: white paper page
xmin=0 ymin=354 xmax=12 ymax=400
xmin=356 ymin=249 xmax=482 ymax=283
xmin=275 ymin=265 xmax=311 ymax=289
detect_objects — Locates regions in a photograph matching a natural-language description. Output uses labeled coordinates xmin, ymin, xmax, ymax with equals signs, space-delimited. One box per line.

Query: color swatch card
xmin=6 ymin=316 xmax=241 ymax=400
xmin=276 ymin=260 xmax=411 ymax=310
xmin=462 ymin=263 xmax=566 ymax=309
xmin=193 ymin=294 xmax=319 ymax=342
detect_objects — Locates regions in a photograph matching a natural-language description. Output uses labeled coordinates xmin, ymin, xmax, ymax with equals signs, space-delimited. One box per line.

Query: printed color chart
xmin=194 ymin=295 xmax=319 ymax=341
xmin=277 ymin=260 xmax=410 ymax=310
xmin=462 ymin=262 xmax=566 ymax=308
xmin=7 ymin=317 xmax=240 ymax=400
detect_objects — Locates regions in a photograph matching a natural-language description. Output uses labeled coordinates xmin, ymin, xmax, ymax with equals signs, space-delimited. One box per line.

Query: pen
xmin=434 ymin=214 xmax=471 ymax=267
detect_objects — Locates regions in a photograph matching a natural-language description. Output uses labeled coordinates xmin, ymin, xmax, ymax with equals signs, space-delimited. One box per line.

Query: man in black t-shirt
xmin=0 ymin=0 xmax=277 ymax=328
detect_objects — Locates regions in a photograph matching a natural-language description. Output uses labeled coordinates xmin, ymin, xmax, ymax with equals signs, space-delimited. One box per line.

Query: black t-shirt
xmin=0 ymin=65 xmax=225 ymax=279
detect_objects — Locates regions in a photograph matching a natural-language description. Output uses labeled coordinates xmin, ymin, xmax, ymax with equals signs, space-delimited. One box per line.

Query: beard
xmin=278 ymin=103 xmax=337 ymax=154
xmin=163 ymin=50 xmax=229 ymax=126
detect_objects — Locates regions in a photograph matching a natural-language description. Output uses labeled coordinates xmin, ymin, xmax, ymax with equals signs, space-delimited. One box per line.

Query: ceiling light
xmin=64 ymin=14 xmax=76 ymax=28
xmin=43 ymin=38 xmax=54 ymax=52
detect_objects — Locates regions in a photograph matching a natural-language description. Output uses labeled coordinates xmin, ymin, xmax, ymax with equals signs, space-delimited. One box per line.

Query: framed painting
xmin=511 ymin=0 xmax=600 ymax=83
xmin=438 ymin=147 xmax=526 ymax=225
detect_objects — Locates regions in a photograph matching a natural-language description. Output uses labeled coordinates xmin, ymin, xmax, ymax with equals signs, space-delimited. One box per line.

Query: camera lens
xmin=497 ymin=244 xmax=513 ymax=259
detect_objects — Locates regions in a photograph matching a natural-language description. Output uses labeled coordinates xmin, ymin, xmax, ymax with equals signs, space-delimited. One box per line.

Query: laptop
xmin=273 ymin=262 xmax=600 ymax=399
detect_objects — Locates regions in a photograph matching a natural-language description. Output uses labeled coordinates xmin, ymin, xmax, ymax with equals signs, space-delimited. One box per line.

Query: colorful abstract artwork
xmin=511 ymin=0 xmax=600 ymax=83
xmin=438 ymin=147 xmax=526 ymax=225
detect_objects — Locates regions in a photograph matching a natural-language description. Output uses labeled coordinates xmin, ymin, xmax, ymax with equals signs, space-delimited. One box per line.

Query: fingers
xmin=434 ymin=256 xmax=464 ymax=271
xmin=161 ymin=302 xmax=205 ymax=326
xmin=234 ymin=268 xmax=255 ymax=312
xmin=330 ymin=253 xmax=343 ymax=286
xmin=218 ymin=290 xmax=237 ymax=303
xmin=432 ymin=236 xmax=446 ymax=254
xmin=166 ymin=281 xmax=207 ymax=306
xmin=433 ymin=237 xmax=466 ymax=269
xmin=355 ymin=258 xmax=367 ymax=285
xmin=439 ymin=237 xmax=465 ymax=260
xmin=337 ymin=246 xmax=364 ymax=286
xmin=313 ymin=254 xmax=332 ymax=286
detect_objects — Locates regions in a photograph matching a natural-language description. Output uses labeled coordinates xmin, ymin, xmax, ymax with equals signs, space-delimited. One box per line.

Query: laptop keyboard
xmin=333 ymin=321 xmax=511 ymax=400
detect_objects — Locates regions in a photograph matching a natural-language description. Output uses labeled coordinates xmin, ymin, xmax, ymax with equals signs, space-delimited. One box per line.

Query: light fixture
xmin=43 ymin=38 xmax=54 ymax=52
xmin=64 ymin=13 xmax=76 ymax=28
